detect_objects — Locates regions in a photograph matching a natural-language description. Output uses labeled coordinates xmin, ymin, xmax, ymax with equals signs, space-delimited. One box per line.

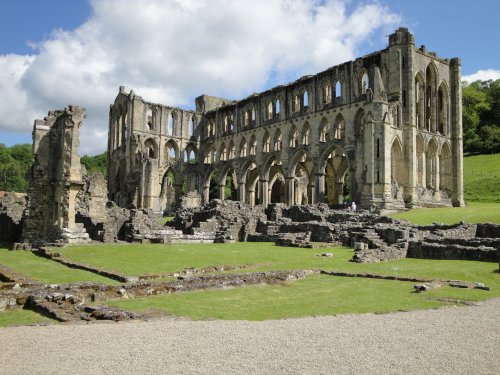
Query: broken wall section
xmin=22 ymin=106 xmax=90 ymax=244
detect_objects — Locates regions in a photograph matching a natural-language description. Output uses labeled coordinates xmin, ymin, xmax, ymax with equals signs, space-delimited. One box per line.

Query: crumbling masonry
xmin=108 ymin=28 xmax=464 ymax=213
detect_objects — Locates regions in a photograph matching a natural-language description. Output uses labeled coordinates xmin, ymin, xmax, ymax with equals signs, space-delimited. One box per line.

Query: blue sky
xmin=0 ymin=0 xmax=499 ymax=154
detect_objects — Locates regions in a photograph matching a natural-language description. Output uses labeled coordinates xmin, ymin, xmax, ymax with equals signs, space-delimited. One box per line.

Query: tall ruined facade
xmin=22 ymin=106 xmax=90 ymax=244
xmin=108 ymin=28 xmax=464 ymax=212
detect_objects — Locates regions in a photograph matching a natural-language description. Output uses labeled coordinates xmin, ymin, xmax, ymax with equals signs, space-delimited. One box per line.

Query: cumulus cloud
xmin=462 ymin=69 xmax=500 ymax=84
xmin=0 ymin=0 xmax=401 ymax=154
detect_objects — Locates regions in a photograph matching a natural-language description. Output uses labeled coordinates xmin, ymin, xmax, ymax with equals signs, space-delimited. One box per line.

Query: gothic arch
xmin=319 ymin=117 xmax=330 ymax=142
xmin=437 ymin=81 xmax=450 ymax=135
xmin=416 ymin=134 xmax=425 ymax=186
xmin=390 ymin=138 xmax=404 ymax=186
xmin=333 ymin=113 xmax=346 ymax=140
xmin=426 ymin=138 xmax=438 ymax=189
xmin=239 ymin=137 xmax=247 ymax=157
xmin=439 ymin=141 xmax=452 ymax=192
xmin=289 ymin=125 xmax=298 ymax=148
xmin=165 ymin=139 xmax=179 ymax=161
xmin=301 ymin=122 xmax=311 ymax=145
xmin=144 ymin=138 xmax=158 ymax=159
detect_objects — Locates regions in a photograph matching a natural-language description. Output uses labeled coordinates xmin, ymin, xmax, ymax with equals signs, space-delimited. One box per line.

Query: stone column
xmin=334 ymin=182 xmax=344 ymax=205
xmin=285 ymin=177 xmax=295 ymax=206
xmin=238 ymin=181 xmax=246 ymax=203
xmin=248 ymin=189 xmax=255 ymax=207
xmin=218 ymin=184 xmax=225 ymax=200
xmin=450 ymin=58 xmax=465 ymax=206
xmin=202 ymin=185 xmax=209 ymax=203
xmin=259 ymin=179 xmax=269 ymax=206
xmin=308 ymin=182 xmax=316 ymax=204
xmin=315 ymin=172 xmax=325 ymax=203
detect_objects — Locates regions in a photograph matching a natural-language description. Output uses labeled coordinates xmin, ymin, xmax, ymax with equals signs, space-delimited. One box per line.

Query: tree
xmin=81 ymin=152 xmax=107 ymax=176
xmin=462 ymin=79 xmax=500 ymax=153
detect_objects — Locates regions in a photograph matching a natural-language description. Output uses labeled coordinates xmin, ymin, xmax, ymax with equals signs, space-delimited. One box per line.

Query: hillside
xmin=463 ymin=153 xmax=500 ymax=202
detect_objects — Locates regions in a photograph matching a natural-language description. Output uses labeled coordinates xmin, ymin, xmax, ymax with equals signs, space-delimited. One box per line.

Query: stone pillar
xmin=334 ymin=182 xmax=344 ymax=205
xmin=248 ymin=189 xmax=255 ymax=207
xmin=259 ymin=179 xmax=269 ymax=206
xmin=308 ymin=182 xmax=316 ymax=204
xmin=285 ymin=177 xmax=295 ymax=206
xmin=202 ymin=185 xmax=209 ymax=203
xmin=238 ymin=181 xmax=246 ymax=203
xmin=315 ymin=172 xmax=325 ymax=203
xmin=450 ymin=58 xmax=465 ymax=206
xmin=218 ymin=184 xmax=225 ymax=200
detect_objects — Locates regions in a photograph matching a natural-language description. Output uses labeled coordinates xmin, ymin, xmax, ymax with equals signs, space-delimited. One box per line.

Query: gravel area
xmin=1 ymin=299 xmax=499 ymax=374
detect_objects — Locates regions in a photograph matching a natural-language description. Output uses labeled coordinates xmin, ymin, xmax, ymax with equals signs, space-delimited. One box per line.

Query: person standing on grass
xmin=351 ymin=201 xmax=356 ymax=212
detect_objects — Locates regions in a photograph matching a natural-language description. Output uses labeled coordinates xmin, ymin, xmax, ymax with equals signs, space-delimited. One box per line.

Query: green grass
xmin=157 ymin=216 xmax=174 ymax=226
xmin=390 ymin=201 xmax=500 ymax=224
xmin=56 ymin=243 xmax=499 ymax=286
xmin=0 ymin=309 xmax=54 ymax=327
xmin=463 ymin=153 xmax=500 ymax=203
xmin=105 ymin=273 xmax=492 ymax=321
xmin=0 ymin=246 xmax=118 ymax=285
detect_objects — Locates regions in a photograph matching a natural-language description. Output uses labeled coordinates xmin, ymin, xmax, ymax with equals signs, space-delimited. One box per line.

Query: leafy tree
xmin=462 ymin=79 xmax=500 ymax=153
xmin=81 ymin=152 xmax=107 ymax=176
xmin=0 ymin=143 xmax=32 ymax=192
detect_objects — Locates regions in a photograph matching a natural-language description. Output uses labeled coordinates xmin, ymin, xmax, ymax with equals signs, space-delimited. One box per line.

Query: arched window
xmin=165 ymin=140 xmax=178 ymax=161
xmin=323 ymin=82 xmax=332 ymax=104
xmin=275 ymin=99 xmax=281 ymax=115
xmin=240 ymin=138 xmax=247 ymax=157
xmin=360 ymin=71 xmax=369 ymax=95
xmin=189 ymin=116 xmax=195 ymax=136
xmin=251 ymin=108 xmax=256 ymax=123
xmin=335 ymin=80 xmax=342 ymax=98
xmin=302 ymin=123 xmax=311 ymax=145
xmin=168 ymin=113 xmax=174 ymax=136
xmin=266 ymin=102 xmax=273 ymax=120
xmin=223 ymin=115 xmax=229 ymax=133
xmin=303 ymin=90 xmax=309 ymax=107
xmin=274 ymin=129 xmax=282 ymax=151
xmin=146 ymin=109 xmax=153 ymax=131
xmin=294 ymin=94 xmax=301 ymax=113
xmin=289 ymin=126 xmax=298 ymax=148
xmin=144 ymin=138 xmax=158 ymax=159
xmin=228 ymin=140 xmax=235 ymax=159
xmin=249 ymin=135 xmax=257 ymax=155
xmin=319 ymin=118 xmax=329 ymax=142
xmin=263 ymin=132 xmax=271 ymax=153
xmin=334 ymin=115 xmax=346 ymax=140
xmin=219 ymin=143 xmax=227 ymax=161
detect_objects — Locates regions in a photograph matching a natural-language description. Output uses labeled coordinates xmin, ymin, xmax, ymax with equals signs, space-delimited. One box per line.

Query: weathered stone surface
xmin=108 ymin=28 xmax=464 ymax=213
xmin=0 ymin=191 xmax=26 ymax=242
xmin=22 ymin=106 xmax=91 ymax=244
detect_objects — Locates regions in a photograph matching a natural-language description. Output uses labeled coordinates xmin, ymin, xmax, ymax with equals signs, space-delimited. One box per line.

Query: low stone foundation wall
xmin=407 ymin=241 xmax=499 ymax=262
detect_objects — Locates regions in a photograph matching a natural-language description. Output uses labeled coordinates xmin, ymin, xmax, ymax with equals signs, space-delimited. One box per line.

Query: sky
xmin=0 ymin=0 xmax=499 ymax=155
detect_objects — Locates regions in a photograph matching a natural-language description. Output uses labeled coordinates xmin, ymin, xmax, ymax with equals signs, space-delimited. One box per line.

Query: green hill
xmin=463 ymin=153 xmax=499 ymax=202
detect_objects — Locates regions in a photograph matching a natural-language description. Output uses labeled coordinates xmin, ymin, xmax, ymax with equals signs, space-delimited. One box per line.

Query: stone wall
xmin=22 ymin=106 xmax=90 ymax=244
xmin=0 ymin=192 xmax=26 ymax=242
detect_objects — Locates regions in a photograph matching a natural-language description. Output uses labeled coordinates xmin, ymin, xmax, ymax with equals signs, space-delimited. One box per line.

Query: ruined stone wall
xmin=0 ymin=192 xmax=26 ymax=242
xmin=108 ymin=27 xmax=463 ymax=213
xmin=22 ymin=106 xmax=90 ymax=244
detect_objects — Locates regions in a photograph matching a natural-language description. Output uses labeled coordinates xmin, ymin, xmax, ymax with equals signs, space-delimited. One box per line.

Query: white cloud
xmin=0 ymin=0 xmax=400 ymax=155
xmin=462 ymin=69 xmax=500 ymax=84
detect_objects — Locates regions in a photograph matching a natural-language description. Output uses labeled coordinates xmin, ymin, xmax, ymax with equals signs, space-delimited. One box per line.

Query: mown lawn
xmin=0 ymin=246 xmax=118 ymax=285
xmin=56 ymin=243 xmax=499 ymax=286
xmin=389 ymin=202 xmax=500 ymax=225
xmin=0 ymin=309 xmax=54 ymax=328
xmin=105 ymin=273 xmax=496 ymax=321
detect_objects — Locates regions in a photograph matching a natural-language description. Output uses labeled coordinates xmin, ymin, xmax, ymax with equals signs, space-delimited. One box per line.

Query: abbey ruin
xmin=4 ymin=26 xmax=494 ymax=265
xmin=108 ymin=27 xmax=464 ymax=213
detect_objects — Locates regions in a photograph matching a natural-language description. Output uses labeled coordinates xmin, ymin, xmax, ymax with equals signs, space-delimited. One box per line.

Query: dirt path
xmin=1 ymin=299 xmax=499 ymax=374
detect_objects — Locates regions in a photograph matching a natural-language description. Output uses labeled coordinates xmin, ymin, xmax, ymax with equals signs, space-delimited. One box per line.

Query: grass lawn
xmin=463 ymin=153 xmax=500 ymax=203
xmin=389 ymin=201 xmax=500 ymax=225
xmin=105 ymin=273 xmax=495 ymax=321
xmin=56 ymin=243 xmax=500 ymax=286
xmin=0 ymin=309 xmax=54 ymax=328
xmin=0 ymin=246 xmax=118 ymax=285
